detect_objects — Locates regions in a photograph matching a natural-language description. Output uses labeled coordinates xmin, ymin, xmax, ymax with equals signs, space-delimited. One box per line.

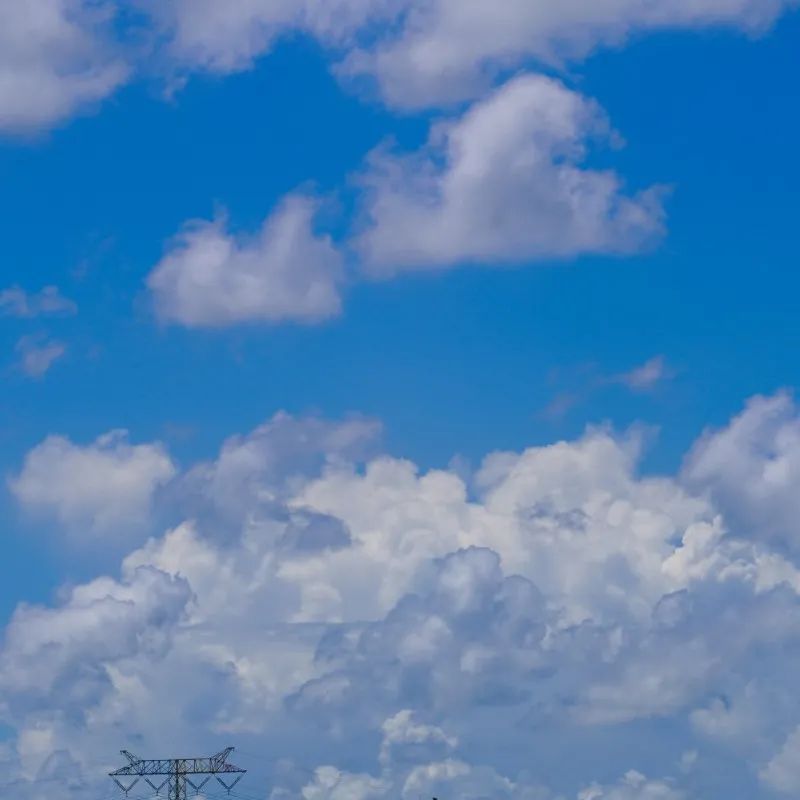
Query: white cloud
xmin=380 ymin=709 xmax=457 ymax=765
xmin=142 ymin=0 xmax=798 ymax=110
xmin=147 ymin=0 xmax=397 ymax=75
xmin=355 ymin=75 xmax=664 ymax=276
xmin=578 ymin=770 xmax=684 ymax=800
xmin=683 ymin=392 xmax=800 ymax=549
xmin=9 ymin=430 xmax=177 ymax=539
xmin=177 ymin=410 xmax=381 ymax=525
xmin=5 ymin=0 xmax=796 ymax=132
xmin=0 ymin=0 xmax=127 ymax=134
xmin=147 ymin=195 xmax=344 ymax=327
xmin=341 ymin=0 xmax=798 ymax=108
xmin=5 ymin=398 xmax=800 ymax=798
xmin=0 ymin=566 xmax=190 ymax=718
xmin=14 ymin=335 xmax=66 ymax=378
xmin=399 ymin=759 xmax=520 ymax=799
xmin=299 ymin=766 xmax=389 ymax=800
xmin=0 ymin=286 xmax=77 ymax=317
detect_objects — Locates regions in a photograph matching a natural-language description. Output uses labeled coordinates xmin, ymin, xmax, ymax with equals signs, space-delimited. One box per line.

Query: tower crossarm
xmin=110 ymin=749 xmax=246 ymax=777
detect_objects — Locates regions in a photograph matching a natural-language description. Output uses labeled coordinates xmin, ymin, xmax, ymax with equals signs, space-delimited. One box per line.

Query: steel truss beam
xmin=110 ymin=748 xmax=246 ymax=800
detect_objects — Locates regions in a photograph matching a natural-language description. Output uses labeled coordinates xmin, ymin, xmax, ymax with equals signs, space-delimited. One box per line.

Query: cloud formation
xmin=147 ymin=195 xmax=344 ymax=327
xmin=14 ymin=335 xmax=67 ymax=378
xmin=143 ymin=0 xmax=800 ymax=109
xmin=145 ymin=0 xmax=397 ymax=76
xmin=146 ymin=76 xmax=665 ymax=327
xmin=5 ymin=396 xmax=800 ymax=798
xmin=9 ymin=430 xmax=177 ymax=539
xmin=0 ymin=286 xmax=77 ymax=318
xmin=356 ymin=75 xmax=664 ymax=275
xmin=541 ymin=355 xmax=674 ymax=421
xmin=0 ymin=0 xmax=127 ymax=134
xmin=617 ymin=356 xmax=673 ymax=392
xmin=683 ymin=392 xmax=800 ymax=550
xmin=340 ymin=0 xmax=799 ymax=108
xmin=6 ymin=1 xmax=797 ymax=132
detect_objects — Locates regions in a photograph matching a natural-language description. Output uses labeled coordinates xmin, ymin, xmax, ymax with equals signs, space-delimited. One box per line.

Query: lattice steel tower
xmin=110 ymin=748 xmax=246 ymax=800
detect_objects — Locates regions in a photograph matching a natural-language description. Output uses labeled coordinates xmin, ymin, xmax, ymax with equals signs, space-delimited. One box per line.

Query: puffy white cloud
xmin=0 ymin=566 xmax=191 ymax=718
xmin=683 ymin=392 xmax=800 ymax=549
xmin=9 ymin=430 xmax=177 ymax=539
xmin=355 ymin=75 xmax=664 ymax=275
xmin=0 ymin=0 xmax=127 ymax=134
xmin=147 ymin=195 xmax=344 ymax=328
xmin=172 ymin=411 xmax=381 ymax=548
xmin=293 ymin=425 xmax=714 ymax=624
xmin=0 ymin=286 xmax=76 ymax=318
xmin=14 ymin=336 xmax=66 ymax=378
xmin=399 ymin=759 xmax=521 ymax=799
xmin=298 ymin=766 xmax=388 ymax=800
xmin=380 ymin=709 xmax=457 ymax=765
xmin=6 ymin=397 xmax=800 ymax=798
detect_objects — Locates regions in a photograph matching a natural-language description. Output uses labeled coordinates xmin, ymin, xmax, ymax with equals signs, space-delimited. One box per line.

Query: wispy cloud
xmin=614 ymin=355 xmax=674 ymax=392
xmin=541 ymin=355 xmax=675 ymax=420
xmin=0 ymin=286 xmax=77 ymax=318
xmin=14 ymin=335 xmax=67 ymax=378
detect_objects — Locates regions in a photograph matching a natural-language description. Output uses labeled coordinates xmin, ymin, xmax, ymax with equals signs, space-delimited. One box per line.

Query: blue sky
xmin=3 ymin=3 xmax=800 ymax=799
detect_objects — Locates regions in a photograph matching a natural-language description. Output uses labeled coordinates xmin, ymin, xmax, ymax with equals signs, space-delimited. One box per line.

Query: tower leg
xmin=169 ymin=766 xmax=187 ymax=800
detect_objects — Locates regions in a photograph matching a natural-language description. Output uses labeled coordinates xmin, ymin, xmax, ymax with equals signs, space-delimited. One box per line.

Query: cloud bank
xmin=5 ymin=395 xmax=800 ymax=798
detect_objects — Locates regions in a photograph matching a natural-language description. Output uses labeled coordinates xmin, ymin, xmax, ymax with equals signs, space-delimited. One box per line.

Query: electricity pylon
xmin=110 ymin=747 xmax=246 ymax=800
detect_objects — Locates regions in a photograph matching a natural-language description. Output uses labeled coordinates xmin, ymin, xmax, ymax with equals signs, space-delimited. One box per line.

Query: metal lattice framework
xmin=110 ymin=748 xmax=246 ymax=800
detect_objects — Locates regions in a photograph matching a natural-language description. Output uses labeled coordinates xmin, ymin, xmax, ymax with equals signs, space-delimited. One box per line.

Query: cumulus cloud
xmin=177 ymin=410 xmax=381 ymax=526
xmin=147 ymin=195 xmax=345 ymax=327
xmin=355 ymin=75 xmax=664 ymax=275
xmin=0 ymin=286 xmax=77 ymax=318
xmin=141 ymin=0 xmax=799 ymax=109
xmin=9 ymin=430 xmax=177 ymax=539
xmin=0 ymin=566 xmax=191 ymax=718
xmin=6 ymin=0 xmax=797 ymax=132
xmin=279 ymin=732 xmax=672 ymax=799
xmin=379 ymin=710 xmax=457 ymax=766
xmin=14 ymin=335 xmax=67 ymax=378
xmin=0 ymin=0 xmax=127 ymax=134
xmin=340 ymin=0 xmax=799 ymax=108
xmin=296 ymin=765 xmax=388 ymax=800
xmin=5 ymin=397 xmax=800 ymax=798
xmin=683 ymin=392 xmax=800 ymax=550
